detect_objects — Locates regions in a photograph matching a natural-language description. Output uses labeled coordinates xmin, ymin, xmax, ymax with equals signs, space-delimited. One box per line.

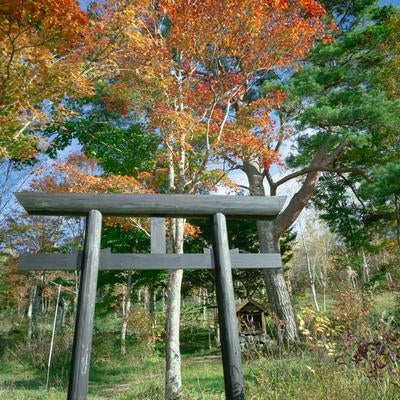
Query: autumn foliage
xmin=0 ymin=0 xmax=91 ymax=160
xmin=166 ymin=0 xmax=326 ymax=72
xmin=81 ymin=0 xmax=331 ymax=192
xmin=33 ymin=153 xmax=201 ymax=237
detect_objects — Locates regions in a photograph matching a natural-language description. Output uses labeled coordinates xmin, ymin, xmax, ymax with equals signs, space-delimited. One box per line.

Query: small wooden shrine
xmin=236 ymin=298 xmax=267 ymax=335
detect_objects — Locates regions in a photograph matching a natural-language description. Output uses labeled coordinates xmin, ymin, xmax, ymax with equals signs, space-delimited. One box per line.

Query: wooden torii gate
xmin=16 ymin=192 xmax=285 ymax=400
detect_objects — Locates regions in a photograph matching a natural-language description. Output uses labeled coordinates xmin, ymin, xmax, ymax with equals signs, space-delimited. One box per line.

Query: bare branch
xmin=338 ymin=173 xmax=367 ymax=210
xmin=326 ymin=140 xmax=348 ymax=164
xmin=275 ymin=166 xmax=369 ymax=188
xmin=264 ymin=169 xmax=275 ymax=189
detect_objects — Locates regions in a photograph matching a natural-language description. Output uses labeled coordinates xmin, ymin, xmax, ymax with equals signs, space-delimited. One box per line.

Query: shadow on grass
xmin=1 ymin=376 xmax=46 ymax=390
xmin=180 ymin=326 xmax=218 ymax=356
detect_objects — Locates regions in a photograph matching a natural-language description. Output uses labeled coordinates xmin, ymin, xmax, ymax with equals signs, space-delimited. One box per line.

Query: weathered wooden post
xmin=150 ymin=218 xmax=166 ymax=329
xmin=68 ymin=210 xmax=102 ymax=400
xmin=151 ymin=217 xmax=166 ymax=254
xmin=212 ymin=213 xmax=245 ymax=400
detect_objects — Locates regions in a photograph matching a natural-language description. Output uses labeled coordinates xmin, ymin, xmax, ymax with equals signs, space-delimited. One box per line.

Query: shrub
xmin=297 ymin=307 xmax=339 ymax=356
xmin=333 ymin=289 xmax=372 ymax=334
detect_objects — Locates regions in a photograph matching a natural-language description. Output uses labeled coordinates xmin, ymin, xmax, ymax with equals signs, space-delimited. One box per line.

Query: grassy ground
xmin=0 ymin=291 xmax=398 ymax=399
xmin=1 ymin=350 xmax=399 ymax=400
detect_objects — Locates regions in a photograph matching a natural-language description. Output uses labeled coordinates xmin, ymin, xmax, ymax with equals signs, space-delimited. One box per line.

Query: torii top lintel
xmin=15 ymin=192 xmax=286 ymax=219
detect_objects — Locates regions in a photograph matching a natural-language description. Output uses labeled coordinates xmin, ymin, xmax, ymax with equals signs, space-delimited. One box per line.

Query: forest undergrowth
xmin=0 ymin=291 xmax=398 ymax=400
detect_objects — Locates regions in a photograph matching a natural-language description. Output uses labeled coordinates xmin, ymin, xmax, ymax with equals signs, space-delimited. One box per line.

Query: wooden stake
xmin=212 ymin=213 xmax=245 ymax=400
xmin=68 ymin=210 xmax=102 ymax=400
xmin=46 ymin=284 xmax=61 ymax=390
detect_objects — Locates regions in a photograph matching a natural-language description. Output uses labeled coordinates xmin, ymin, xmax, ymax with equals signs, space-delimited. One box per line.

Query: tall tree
xmin=221 ymin=0 xmax=400 ymax=339
xmin=290 ymin=1 xmax=400 ymax=284
xmin=81 ymin=4 xmax=328 ymax=393
xmin=0 ymin=212 xmax=70 ymax=344
xmin=54 ymin=1 xmax=328 ymax=396
xmin=47 ymin=84 xmax=160 ymax=177
xmin=362 ymin=163 xmax=400 ymax=249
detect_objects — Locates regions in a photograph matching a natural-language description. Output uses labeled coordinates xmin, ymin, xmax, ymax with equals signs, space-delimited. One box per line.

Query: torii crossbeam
xmin=15 ymin=192 xmax=286 ymax=400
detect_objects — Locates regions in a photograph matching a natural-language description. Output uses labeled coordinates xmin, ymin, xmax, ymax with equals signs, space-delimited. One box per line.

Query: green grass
xmin=1 ymin=349 xmax=399 ymax=400
xmin=0 ymin=290 xmax=398 ymax=399
xmin=372 ymin=292 xmax=397 ymax=317
xmin=293 ymin=289 xmax=398 ymax=317
xmin=246 ymin=355 xmax=399 ymax=400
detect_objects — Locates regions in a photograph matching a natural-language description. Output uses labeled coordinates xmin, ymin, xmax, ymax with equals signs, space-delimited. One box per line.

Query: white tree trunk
xmin=165 ymin=269 xmax=183 ymax=399
xmin=27 ymin=285 xmax=37 ymax=348
xmin=299 ymin=223 xmax=319 ymax=312
xmin=162 ymin=288 xmax=166 ymax=312
xmin=321 ymin=248 xmax=328 ymax=313
xmin=121 ymin=271 xmax=132 ymax=356
xmin=165 ymin=217 xmax=185 ymax=399
xmin=74 ymin=271 xmax=79 ymax=314
xmin=27 ymin=283 xmax=42 ymax=347
xmin=202 ymin=288 xmax=207 ymax=326
xmin=361 ymin=250 xmax=370 ymax=284
xmin=149 ymin=286 xmax=157 ymax=332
